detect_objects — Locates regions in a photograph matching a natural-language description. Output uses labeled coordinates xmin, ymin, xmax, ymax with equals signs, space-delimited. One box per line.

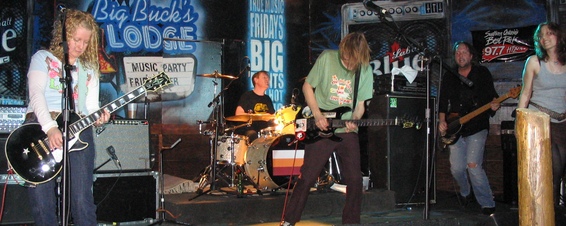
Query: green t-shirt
xmin=305 ymin=50 xmax=374 ymax=133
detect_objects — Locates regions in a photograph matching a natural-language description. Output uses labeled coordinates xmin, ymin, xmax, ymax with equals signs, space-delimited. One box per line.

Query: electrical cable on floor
xmin=279 ymin=140 xmax=301 ymax=223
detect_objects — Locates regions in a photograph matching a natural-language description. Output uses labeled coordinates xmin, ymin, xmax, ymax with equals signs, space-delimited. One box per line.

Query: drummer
xmin=233 ymin=70 xmax=276 ymax=142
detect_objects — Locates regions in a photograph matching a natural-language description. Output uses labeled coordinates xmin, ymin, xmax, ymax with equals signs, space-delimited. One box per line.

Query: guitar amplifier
xmin=0 ymin=105 xmax=26 ymax=134
xmin=375 ymin=75 xmax=428 ymax=96
xmin=93 ymin=119 xmax=152 ymax=173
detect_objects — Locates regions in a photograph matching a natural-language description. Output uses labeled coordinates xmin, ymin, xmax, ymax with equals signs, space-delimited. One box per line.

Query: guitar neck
xmin=331 ymin=118 xmax=398 ymax=128
xmin=68 ymin=86 xmax=148 ymax=137
xmin=459 ymin=93 xmax=510 ymax=124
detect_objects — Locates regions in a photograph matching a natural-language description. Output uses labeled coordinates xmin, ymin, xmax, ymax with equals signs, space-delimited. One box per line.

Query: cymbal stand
xmin=151 ymin=136 xmax=189 ymax=225
xmin=191 ymin=75 xmax=237 ymax=200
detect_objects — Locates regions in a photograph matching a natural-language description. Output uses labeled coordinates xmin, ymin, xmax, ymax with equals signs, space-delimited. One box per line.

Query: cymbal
xmin=225 ymin=114 xmax=274 ymax=122
xmin=198 ymin=73 xmax=237 ymax=80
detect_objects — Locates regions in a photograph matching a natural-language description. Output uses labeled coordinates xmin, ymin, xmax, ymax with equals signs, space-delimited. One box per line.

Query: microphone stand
xmin=59 ymin=9 xmax=74 ymax=226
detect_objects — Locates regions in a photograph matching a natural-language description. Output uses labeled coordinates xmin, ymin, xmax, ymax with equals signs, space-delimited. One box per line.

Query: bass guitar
xmin=440 ymin=86 xmax=521 ymax=146
xmin=294 ymin=106 xmax=420 ymax=144
xmin=5 ymin=72 xmax=172 ymax=185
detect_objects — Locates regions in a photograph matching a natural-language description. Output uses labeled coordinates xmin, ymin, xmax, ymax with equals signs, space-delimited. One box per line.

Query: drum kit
xmin=193 ymin=72 xmax=305 ymax=197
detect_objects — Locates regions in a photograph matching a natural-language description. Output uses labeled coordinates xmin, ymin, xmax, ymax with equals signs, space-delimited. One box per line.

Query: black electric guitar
xmin=294 ymin=106 xmax=421 ymax=143
xmin=5 ymin=72 xmax=172 ymax=185
xmin=440 ymin=86 xmax=521 ymax=146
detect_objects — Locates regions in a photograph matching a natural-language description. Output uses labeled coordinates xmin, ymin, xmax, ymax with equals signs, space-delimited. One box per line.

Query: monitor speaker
xmin=93 ymin=120 xmax=151 ymax=172
xmin=367 ymin=94 xmax=435 ymax=205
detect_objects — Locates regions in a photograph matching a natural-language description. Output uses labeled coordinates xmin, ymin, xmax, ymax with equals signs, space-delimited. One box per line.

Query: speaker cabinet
xmin=0 ymin=175 xmax=34 ymax=225
xmin=93 ymin=120 xmax=151 ymax=173
xmin=0 ymin=135 xmax=8 ymax=173
xmin=94 ymin=171 xmax=158 ymax=223
xmin=367 ymin=94 xmax=435 ymax=205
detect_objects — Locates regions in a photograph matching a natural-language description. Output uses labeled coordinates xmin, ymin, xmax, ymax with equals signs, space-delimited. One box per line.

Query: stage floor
xmin=112 ymin=188 xmax=526 ymax=226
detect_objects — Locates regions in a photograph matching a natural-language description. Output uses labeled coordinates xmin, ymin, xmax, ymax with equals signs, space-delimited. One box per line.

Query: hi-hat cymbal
xmin=198 ymin=73 xmax=237 ymax=80
xmin=225 ymin=114 xmax=275 ymax=122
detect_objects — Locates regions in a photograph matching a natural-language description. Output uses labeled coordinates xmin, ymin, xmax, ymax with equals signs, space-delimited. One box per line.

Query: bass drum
xmin=244 ymin=134 xmax=304 ymax=191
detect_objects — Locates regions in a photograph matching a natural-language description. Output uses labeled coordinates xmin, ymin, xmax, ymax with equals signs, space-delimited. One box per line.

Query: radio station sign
xmin=472 ymin=25 xmax=537 ymax=63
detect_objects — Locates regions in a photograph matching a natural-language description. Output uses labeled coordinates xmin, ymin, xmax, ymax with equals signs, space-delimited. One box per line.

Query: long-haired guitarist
xmin=281 ymin=32 xmax=373 ymax=226
xmin=438 ymin=41 xmax=500 ymax=215
xmin=24 ymin=9 xmax=110 ymax=225
xmin=518 ymin=22 xmax=566 ymax=206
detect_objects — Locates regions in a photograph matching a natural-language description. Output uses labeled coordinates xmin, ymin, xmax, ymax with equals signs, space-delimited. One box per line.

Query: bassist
xmin=438 ymin=41 xmax=500 ymax=215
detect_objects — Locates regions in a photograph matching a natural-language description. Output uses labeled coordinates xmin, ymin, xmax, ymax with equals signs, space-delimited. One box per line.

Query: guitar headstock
xmin=508 ymin=86 xmax=522 ymax=99
xmin=144 ymin=72 xmax=172 ymax=92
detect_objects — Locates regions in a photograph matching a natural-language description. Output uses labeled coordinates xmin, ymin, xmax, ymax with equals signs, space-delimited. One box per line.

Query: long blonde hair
xmin=49 ymin=9 xmax=100 ymax=70
xmin=339 ymin=32 xmax=371 ymax=71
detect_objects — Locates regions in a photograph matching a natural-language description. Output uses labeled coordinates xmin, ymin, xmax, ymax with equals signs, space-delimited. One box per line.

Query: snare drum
xmin=243 ymin=134 xmax=305 ymax=191
xmin=275 ymin=104 xmax=301 ymax=135
xmin=215 ymin=135 xmax=248 ymax=164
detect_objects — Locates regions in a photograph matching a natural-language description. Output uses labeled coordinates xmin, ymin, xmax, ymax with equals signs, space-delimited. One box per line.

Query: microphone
xmin=106 ymin=146 xmax=122 ymax=169
xmin=363 ymin=0 xmax=388 ymax=16
xmin=57 ymin=4 xmax=67 ymax=13
xmin=246 ymin=57 xmax=251 ymax=77
xmin=291 ymin=90 xmax=296 ymax=105
xmin=291 ymin=88 xmax=299 ymax=109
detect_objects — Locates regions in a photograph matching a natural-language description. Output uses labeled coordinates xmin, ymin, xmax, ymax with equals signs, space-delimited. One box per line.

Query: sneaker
xmin=482 ymin=207 xmax=496 ymax=215
xmin=280 ymin=221 xmax=294 ymax=226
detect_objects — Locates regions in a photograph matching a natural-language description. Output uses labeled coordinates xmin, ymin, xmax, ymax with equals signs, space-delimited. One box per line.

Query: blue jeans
xmin=27 ymin=128 xmax=97 ymax=226
xmin=449 ymin=129 xmax=495 ymax=208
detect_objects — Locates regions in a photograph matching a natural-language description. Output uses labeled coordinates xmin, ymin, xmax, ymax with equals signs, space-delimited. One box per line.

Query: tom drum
xmin=215 ymin=135 xmax=248 ymax=165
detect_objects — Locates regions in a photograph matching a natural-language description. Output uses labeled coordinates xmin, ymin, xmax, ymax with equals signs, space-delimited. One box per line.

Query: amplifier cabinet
xmin=93 ymin=171 xmax=158 ymax=223
xmin=93 ymin=120 xmax=152 ymax=173
xmin=367 ymin=94 xmax=436 ymax=205
xmin=0 ymin=174 xmax=34 ymax=225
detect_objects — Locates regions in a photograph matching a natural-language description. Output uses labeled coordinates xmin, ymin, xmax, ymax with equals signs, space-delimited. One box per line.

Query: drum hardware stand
xmin=316 ymin=152 xmax=342 ymax=191
xmin=150 ymin=135 xmax=188 ymax=225
xmin=191 ymin=73 xmax=237 ymax=200
xmin=224 ymin=122 xmax=252 ymax=187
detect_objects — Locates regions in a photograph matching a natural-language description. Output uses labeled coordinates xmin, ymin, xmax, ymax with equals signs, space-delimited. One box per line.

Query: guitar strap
xmin=352 ymin=66 xmax=361 ymax=110
xmin=77 ymin=60 xmax=88 ymax=115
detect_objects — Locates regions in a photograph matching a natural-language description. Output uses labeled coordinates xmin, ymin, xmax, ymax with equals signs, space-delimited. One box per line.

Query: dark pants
xmin=551 ymin=121 xmax=566 ymax=205
xmin=283 ymin=133 xmax=363 ymax=224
